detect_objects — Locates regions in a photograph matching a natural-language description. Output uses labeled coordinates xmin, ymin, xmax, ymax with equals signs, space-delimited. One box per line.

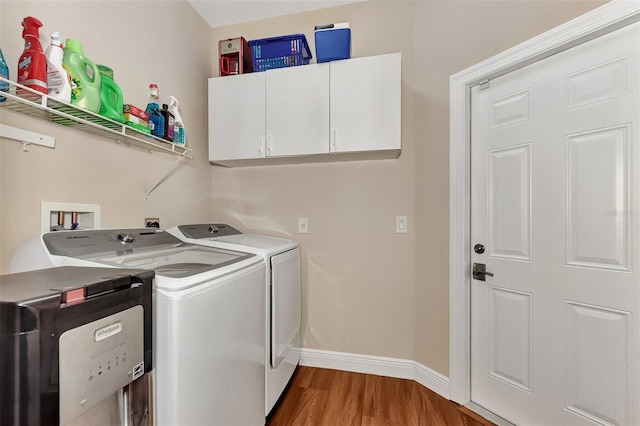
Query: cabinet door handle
xmin=332 ymin=130 xmax=337 ymax=150
xmin=258 ymin=136 xmax=264 ymax=154
xmin=268 ymin=135 xmax=273 ymax=153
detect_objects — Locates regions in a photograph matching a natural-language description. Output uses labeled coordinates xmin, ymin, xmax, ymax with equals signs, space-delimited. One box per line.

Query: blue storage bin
xmin=314 ymin=23 xmax=351 ymax=63
xmin=248 ymin=34 xmax=312 ymax=72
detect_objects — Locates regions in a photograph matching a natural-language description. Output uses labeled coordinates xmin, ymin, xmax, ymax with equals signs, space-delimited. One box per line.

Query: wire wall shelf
xmin=0 ymin=76 xmax=192 ymax=158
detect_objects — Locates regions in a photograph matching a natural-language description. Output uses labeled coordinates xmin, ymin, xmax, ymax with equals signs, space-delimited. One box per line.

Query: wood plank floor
xmin=267 ymin=366 xmax=493 ymax=426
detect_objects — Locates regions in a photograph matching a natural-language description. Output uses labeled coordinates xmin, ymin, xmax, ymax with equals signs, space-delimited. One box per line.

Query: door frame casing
xmin=449 ymin=0 xmax=640 ymax=405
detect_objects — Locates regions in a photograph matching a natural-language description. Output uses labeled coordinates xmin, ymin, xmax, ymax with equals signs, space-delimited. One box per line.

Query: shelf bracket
xmin=144 ymin=155 xmax=187 ymax=200
xmin=0 ymin=123 xmax=55 ymax=151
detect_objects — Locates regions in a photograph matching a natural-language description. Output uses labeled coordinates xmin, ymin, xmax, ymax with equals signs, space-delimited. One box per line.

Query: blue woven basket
xmin=248 ymin=34 xmax=312 ymax=72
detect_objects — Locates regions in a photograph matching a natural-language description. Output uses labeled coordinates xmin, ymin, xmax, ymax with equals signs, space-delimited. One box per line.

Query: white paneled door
xmin=470 ymin=22 xmax=639 ymax=425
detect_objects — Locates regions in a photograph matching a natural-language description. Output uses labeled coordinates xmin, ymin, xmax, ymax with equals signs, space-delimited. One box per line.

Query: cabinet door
xmin=330 ymin=53 xmax=401 ymax=153
xmin=266 ymin=63 xmax=330 ymax=157
xmin=208 ymin=73 xmax=266 ymax=161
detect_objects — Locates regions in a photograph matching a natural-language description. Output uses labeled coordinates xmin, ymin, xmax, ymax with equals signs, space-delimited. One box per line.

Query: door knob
xmin=473 ymin=263 xmax=494 ymax=281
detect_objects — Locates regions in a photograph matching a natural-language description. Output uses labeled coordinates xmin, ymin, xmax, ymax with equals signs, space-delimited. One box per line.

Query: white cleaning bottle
xmin=44 ymin=32 xmax=71 ymax=102
xmin=169 ymin=95 xmax=186 ymax=145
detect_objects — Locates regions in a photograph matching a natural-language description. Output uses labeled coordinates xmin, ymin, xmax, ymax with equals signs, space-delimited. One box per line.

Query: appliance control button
xmin=117 ymin=233 xmax=136 ymax=243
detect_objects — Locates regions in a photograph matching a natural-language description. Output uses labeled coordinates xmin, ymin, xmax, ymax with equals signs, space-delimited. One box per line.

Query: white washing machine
xmin=10 ymin=228 xmax=266 ymax=426
xmin=167 ymin=224 xmax=300 ymax=416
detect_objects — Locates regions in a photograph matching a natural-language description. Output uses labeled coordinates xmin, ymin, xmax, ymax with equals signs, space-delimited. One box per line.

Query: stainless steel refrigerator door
xmin=64 ymin=373 xmax=152 ymax=426
xmin=59 ymin=306 xmax=145 ymax=425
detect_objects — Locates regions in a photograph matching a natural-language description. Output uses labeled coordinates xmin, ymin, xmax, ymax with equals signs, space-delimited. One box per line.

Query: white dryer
xmin=10 ymin=228 xmax=266 ymax=426
xmin=167 ymin=224 xmax=301 ymax=415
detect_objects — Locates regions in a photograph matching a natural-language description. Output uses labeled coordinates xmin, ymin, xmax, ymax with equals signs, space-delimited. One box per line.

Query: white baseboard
xmin=414 ymin=360 xmax=450 ymax=399
xmin=299 ymin=348 xmax=450 ymax=400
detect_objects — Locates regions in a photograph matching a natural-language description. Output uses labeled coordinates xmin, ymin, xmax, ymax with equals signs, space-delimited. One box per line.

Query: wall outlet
xmin=298 ymin=218 xmax=309 ymax=234
xmin=145 ymin=218 xmax=160 ymax=228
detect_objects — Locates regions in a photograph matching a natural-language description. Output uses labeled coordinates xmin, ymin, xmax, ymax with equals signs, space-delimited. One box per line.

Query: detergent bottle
xmin=63 ymin=38 xmax=101 ymax=112
xmin=169 ymin=96 xmax=186 ymax=145
xmin=97 ymin=65 xmax=125 ymax=122
xmin=0 ymin=48 xmax=9 ymax=102
xmin=17 ymin=17 xmax=47 ymax=95
xmin=44 ymin=32 xmax=71 ymax=102
xmin=160 ymin=103 xmax=175 ymax=142
xmin=145 ymin=84 xmax=164 ymax=138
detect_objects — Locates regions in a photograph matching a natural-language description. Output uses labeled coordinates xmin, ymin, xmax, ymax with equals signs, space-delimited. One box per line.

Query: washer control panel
xmin=179 ymin=223 xmax=241 ymax=239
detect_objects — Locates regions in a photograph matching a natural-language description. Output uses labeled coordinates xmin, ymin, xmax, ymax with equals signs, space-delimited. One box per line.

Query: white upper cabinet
xmin=208 ymin=53 xmax=401 ymax=166
xmin=330 ymin=53 xmax=401 ymax=153
xmin=266 ymin=63 xmax=330 ymax=157
xmin=209 ymin=72 xmax=266 ymax=161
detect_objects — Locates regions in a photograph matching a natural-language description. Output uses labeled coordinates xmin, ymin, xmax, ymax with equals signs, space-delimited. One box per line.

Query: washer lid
xmin=98 ymin=245 xmax=255 ymax=278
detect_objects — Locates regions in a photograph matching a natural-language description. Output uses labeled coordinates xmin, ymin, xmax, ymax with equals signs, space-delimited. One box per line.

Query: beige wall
xmin=0 ymin=0 xmax=605 ymax=378
xmin=209 ymin=0 xmax=605 ymax=375
xmin=0 ymin=1 xmax=212 ymax=273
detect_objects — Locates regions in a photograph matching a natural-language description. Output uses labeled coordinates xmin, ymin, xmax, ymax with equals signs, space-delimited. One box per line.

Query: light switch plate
xmin=396 ymin=216 xmax=408 ymax=234
xmin=298 ymin=218 xmax=309 ymax=234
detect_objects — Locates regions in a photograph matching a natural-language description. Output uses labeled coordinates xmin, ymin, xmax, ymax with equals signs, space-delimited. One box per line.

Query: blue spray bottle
xmin=146 ymin=83 xmax=165 ymax=138
xmin=0 ymin=48 xmax=9 ymax=102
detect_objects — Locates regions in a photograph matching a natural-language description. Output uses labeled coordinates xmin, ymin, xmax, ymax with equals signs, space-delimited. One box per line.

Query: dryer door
xmin=270 ymin=248 xmax=301 ymax=369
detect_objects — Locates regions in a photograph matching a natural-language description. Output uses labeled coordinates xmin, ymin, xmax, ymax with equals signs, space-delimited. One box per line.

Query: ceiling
xmin=187 ymin=0 xmax=366 ymax=28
